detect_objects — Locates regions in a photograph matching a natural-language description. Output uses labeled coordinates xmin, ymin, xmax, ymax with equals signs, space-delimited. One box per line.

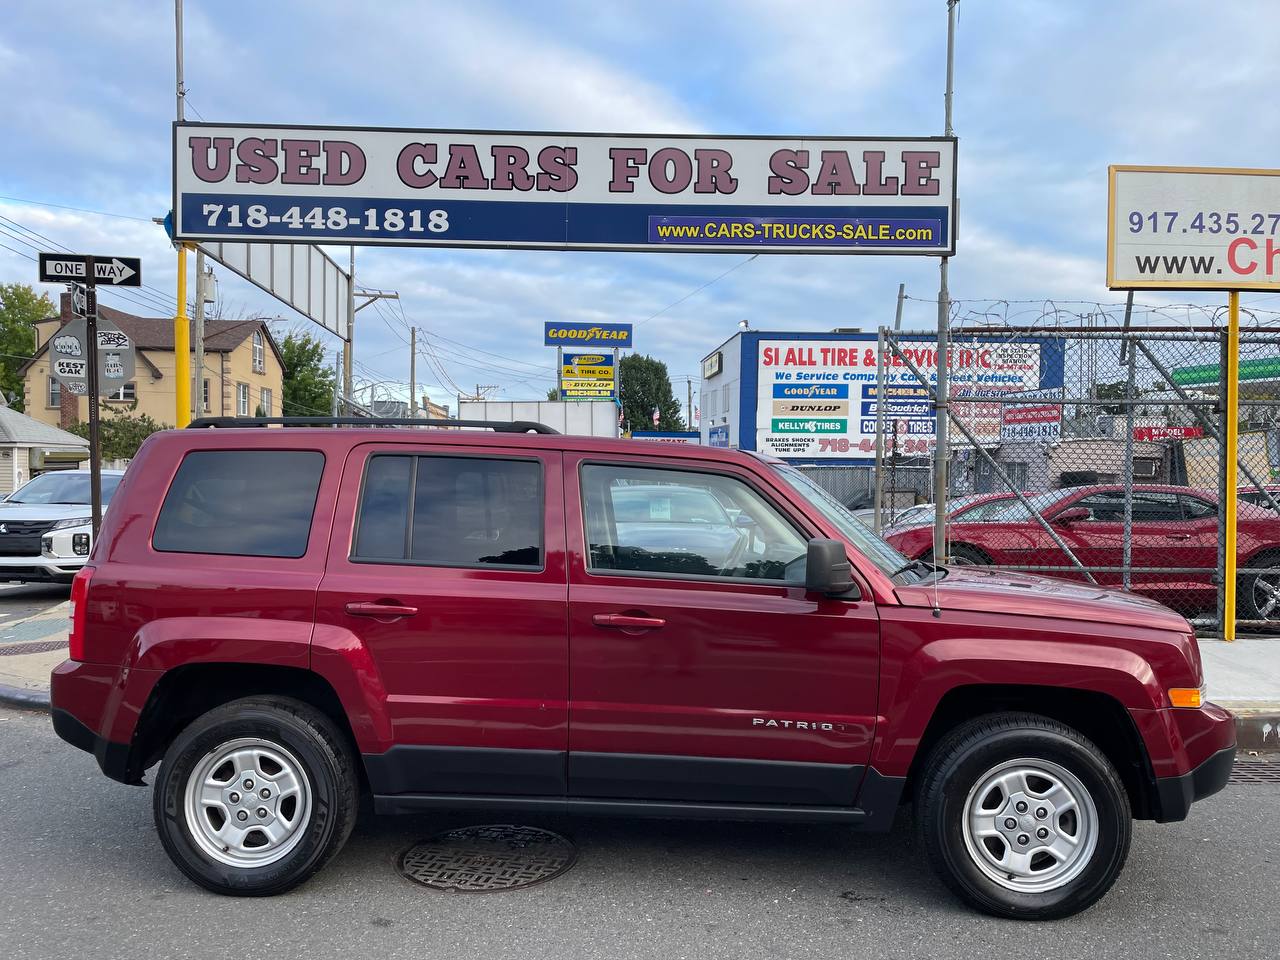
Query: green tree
xmin=619 ymin=353 xmax=685 ymax=433
xmin=545 ymin=386 xmax=559 ymax=401
xmin=0 ymin=283 xmax=51 ymax=412
xmin=70 ymin=409 xmax=169 ymax=460
xmin=279 ymin=330 xmax=336 ymax=417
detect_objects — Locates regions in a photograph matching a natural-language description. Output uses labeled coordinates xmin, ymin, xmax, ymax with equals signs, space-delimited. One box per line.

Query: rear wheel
xmin=943 ymin=544 xmax=989 ymax=566
xmin=916 ymin=712 xmax=1131 ymax=920
xmin=153 ymin=696 xmax=359 ymax=896
xmin=1239 ymin=549 xmax=1280 ymax=622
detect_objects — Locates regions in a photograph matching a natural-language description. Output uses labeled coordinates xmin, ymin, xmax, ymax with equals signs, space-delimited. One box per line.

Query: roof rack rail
xmin=186 ymin=416 xmax=559 ymax=434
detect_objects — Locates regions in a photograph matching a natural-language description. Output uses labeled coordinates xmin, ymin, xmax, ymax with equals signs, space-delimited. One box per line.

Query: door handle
xmin=345 ymin=601 xmax=419 ymax=618
xmin=1165 ymin=533 xmax=1192 ymax=540
xmin=592 ymin=613 xmax=666 ymax=630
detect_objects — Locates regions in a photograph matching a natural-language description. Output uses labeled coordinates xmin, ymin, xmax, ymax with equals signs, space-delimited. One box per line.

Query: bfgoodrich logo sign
xmin=544 ymin=322 xmax=633 ymax=347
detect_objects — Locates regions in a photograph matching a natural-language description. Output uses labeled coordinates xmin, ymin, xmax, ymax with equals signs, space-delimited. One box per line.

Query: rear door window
xmin=353 ymin=455 xmax=543 ymax=569
xmin=153 ymin=450 xmax=325 ymax=558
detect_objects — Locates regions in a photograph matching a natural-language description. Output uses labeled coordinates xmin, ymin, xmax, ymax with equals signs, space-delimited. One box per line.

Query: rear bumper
xmin=50 ymin=705 xmax=136 ymax=784
xmin=49 ymin=659 xmax=145 ymax=785
xmin=1152 ymin=744 xmax=1236 ymax=822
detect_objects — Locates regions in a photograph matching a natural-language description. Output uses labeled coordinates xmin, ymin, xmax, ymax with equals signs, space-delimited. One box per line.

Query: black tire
xmin=915 ymin=712 xmax=1131 ymax=920
xmin=946 ymin=544 xmax=990 ymax=566
xmin=1238 ymin=549 xmax=1280 ymax=623
xmin=153 ymin=696 xmax=359 ymax=896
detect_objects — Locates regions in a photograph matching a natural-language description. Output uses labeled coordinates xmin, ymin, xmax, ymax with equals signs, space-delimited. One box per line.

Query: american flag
xmin=651 ymin=406 xmax=660 ymax=426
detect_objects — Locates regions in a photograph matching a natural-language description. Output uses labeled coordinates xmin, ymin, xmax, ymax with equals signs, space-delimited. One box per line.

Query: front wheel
xmin=915 ymin=712 xmax=1131 ymax=920
xmin=153 ymin=697 xmax=359 ymax=896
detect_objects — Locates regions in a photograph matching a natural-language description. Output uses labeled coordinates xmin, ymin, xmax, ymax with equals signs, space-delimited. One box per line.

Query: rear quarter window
xmin=152 ymin=450 xmax=325 ymax=558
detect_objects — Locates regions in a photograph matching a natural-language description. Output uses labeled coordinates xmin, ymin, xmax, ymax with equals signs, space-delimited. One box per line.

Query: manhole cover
xmin=398 ymin=825 xmax=576 ymax=892
xmin=1229 ymin=759 xmax=1280 ymax=784
xmin=0 ymin=639 xmax=67 ymax=657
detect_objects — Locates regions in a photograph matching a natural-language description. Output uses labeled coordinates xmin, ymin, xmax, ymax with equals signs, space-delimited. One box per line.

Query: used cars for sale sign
xmin=1108 ymin=165 xmax=1280 ymax=290
xmin=173 ymin=124 xmax=956 ymax=255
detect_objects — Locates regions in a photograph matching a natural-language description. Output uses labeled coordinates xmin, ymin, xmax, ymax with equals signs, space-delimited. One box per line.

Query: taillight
xmin=68 ymin=566 xmax=92 ymax=662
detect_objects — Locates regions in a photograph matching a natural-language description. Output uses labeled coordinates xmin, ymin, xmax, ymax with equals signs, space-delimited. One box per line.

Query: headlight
xmin=49 ymin=517 xmax=91 ymax=530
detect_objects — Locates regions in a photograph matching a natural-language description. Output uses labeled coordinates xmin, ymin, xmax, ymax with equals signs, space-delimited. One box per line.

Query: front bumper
xmin=1153 ymin=744 xmax=1236 ymax=822
xmin=0 ymin=540 xmax=88 ymax=581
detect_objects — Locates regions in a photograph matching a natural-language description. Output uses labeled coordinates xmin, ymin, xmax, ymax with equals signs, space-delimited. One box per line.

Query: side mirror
xmin=1052 ymin=506 xmax=1090 ymax=525
xmin=805 ymin=538 xmax=860 ymax=598
xmin=733 ymin=513 xmax=757 ymax=528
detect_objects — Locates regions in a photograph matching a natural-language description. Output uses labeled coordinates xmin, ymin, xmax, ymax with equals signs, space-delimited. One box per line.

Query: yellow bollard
xmin=1223 ymin=291 xmax=1239 ymax=641
xmin=174 ymin=243 xmax=191 ymax=428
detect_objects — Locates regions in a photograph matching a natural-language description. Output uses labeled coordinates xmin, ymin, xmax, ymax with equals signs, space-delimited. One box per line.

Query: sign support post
xmin=932 ymin=0 xmax=958 ymax=566
xmin=82 ymin=257 xmax=103 ymax=538
xmin=1224 ymin=291 xmax=1241 ymax=641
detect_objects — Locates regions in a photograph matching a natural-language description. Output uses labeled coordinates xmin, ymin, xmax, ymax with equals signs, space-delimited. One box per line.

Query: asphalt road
xmin=0 ymin=582 xmax=68 ymax=622
xmin=0 ymin=706 xmax=1276 ymax=960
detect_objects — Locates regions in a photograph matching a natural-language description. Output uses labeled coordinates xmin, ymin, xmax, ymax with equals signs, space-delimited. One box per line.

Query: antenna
xmin=930 ymin=504 xmax=942 ymax=618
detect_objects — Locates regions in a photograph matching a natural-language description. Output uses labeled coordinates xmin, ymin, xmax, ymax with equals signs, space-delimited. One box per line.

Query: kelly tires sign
xmin=1108 ymin=165 xmax=1280 ymax=291
xmin=174 ymin=124 xmax=956 ymax=255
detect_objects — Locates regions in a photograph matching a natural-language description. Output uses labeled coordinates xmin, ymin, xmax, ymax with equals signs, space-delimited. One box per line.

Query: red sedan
xmin=884 ymin=484 xmax=1280 ymax=621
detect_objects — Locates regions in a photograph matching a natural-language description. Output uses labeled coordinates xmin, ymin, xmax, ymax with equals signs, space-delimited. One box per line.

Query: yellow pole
xmin=1223 ymin=290 xmax=1240 ymax=641
xmin=174 ymin=243 xmax=191 ymax=427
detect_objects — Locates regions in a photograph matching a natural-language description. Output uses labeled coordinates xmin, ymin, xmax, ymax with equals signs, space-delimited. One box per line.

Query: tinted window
xmin=1072 ymin=491 xmax=1181 ymax=522
xmin=583 ymin=464 xmax=807 ymax=581
xmin=353 ymin=455 xmax=543 ymax=569
xmin=153 ymin=450 xmax=324 ymax=557
xmin=1180 ymin=495 xmax=1217 ymax=519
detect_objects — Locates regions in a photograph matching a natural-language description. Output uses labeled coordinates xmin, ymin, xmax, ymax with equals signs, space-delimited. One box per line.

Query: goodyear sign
xmin=561 ymin=351 xmax=616 ymax=400
xmin=544 ymin=322 xmax=633 ymax=348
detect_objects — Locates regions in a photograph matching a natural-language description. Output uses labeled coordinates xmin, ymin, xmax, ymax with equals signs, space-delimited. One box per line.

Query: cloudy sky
xmin=2 ymin=0 xmax=1279 ymax=411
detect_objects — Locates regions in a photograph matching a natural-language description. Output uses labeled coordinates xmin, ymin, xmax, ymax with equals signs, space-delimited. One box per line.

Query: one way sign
xmin=37 ymin=253 xmax=142 ymax=287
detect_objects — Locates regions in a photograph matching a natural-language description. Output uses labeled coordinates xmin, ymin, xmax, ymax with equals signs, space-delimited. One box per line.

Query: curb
xmin=1222 ymin=704 xmax=1280 ymax=754
xmin=0 ymin=683 xmax=50 ymax=711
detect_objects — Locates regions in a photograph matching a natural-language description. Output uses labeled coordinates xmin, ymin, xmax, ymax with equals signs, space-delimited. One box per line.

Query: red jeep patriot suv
xmin=49 ymin=418 xmax=1235 ymax=919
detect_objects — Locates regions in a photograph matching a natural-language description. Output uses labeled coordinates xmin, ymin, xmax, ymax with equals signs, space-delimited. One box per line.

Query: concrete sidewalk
xmin=1 ymin=602 xmax=1277 ymax=750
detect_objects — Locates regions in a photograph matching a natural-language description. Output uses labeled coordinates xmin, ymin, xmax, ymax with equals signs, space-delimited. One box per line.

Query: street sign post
xmin=37 ymin=253 xmax=143 ymax=536
xmin=37 ymin=253 xmax=142 ymax=287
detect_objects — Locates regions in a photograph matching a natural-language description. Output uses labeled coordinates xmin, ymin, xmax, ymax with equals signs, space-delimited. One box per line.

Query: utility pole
xmin=409 ymin=327 xmax=418 ymax=418
xmin=932 ymin=0 xmax=958 ymax=565
xmin=343 ymin=247 xmax=354 ymax=413
xmin=333 ymin=350 xmax=341 ymax=416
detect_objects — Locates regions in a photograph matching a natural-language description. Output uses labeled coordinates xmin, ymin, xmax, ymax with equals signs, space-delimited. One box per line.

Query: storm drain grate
xmin=1229 ymin=759 xmax=1280 ymax=784
xmin=398 ymin=825 xmax=577 ymax=892
xmin=0 ymin=639 xmax=67 ymax=657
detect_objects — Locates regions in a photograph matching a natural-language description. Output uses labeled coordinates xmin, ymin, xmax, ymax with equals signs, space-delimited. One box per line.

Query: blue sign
xmin=545 ymin=323 xmax=633 ymax=348
xmin=708 ymin=425 xmax=730 ymax=448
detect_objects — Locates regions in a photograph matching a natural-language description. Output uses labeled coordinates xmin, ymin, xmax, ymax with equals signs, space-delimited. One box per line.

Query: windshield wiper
xmin=893 ymin=557 xmax=945 ymax=580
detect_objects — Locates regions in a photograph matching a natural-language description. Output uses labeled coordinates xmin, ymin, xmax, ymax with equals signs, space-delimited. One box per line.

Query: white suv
xmin=0 ymin=469 xmax=124 ymax=583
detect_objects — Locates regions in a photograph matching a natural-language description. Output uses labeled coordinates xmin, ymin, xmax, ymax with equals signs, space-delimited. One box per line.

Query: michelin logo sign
xmin=544 ymin=322 xmax=633 ymax=348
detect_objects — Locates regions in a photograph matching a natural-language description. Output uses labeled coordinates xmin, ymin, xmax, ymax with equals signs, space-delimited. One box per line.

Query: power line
xmin=635 ymin=253 xmax=758 ymax=327
xmin=0 ymin=195 xmax=155 ymax=223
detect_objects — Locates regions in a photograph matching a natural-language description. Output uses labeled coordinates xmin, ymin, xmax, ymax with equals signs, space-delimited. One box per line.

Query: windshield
xmin=772 ymin=464 xmax=909 ymax=575
xmin=7 ymin=472 xmax=121 ymax=506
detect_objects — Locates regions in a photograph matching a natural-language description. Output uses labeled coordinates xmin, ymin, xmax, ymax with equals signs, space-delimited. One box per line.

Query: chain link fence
xmin=872 ymin=305 xmax=1280 ymax=636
